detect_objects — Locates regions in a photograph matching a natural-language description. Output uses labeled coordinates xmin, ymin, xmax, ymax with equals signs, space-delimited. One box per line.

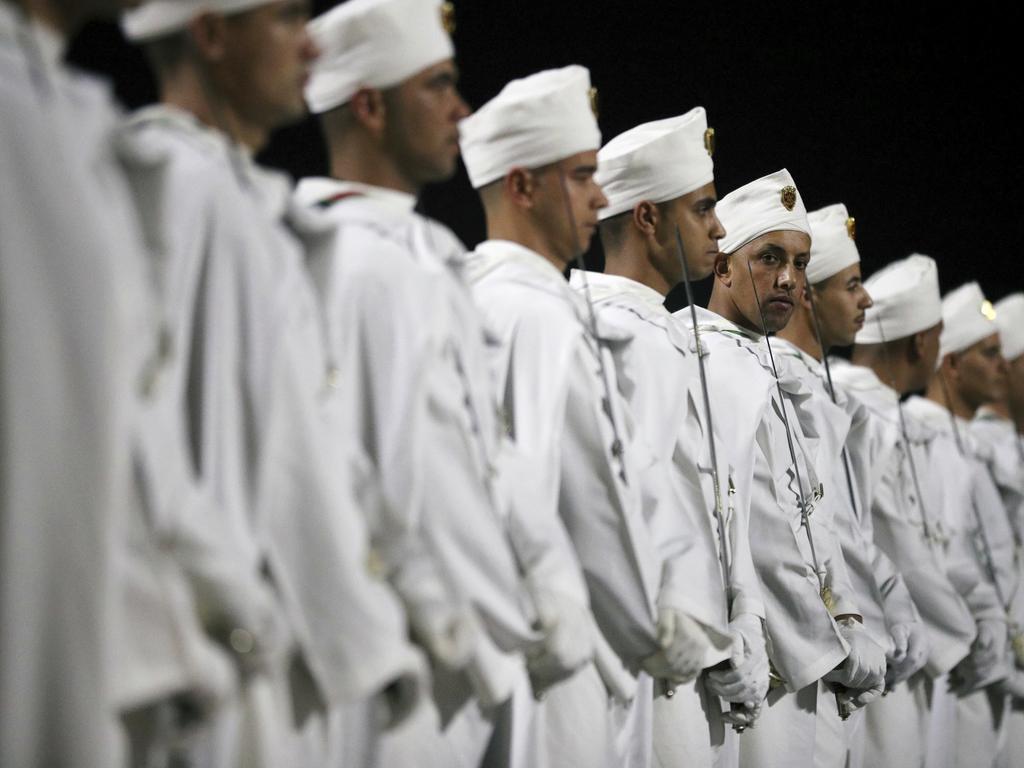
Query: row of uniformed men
xmin=2 ymin=0 xmax=1023 ymax=765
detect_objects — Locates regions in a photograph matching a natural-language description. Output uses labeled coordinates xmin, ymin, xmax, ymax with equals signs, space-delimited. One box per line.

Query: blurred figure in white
xmin=119 ymin=0 xmax=425 ymax=764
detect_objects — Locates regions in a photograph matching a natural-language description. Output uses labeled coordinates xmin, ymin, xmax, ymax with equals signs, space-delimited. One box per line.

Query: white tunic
xmin=829 ymin=362 xmax=978 ymax=674
xmin=0 ymin=8 xmax=132 ymax=764
xmin=903 ymin=397 xmax=1013 ymax=639
xmin=774 ymin=341 xmax=920 ymax=649
xmin=573 ymin=272 xmax=764 ymax=767
xmin=679 ymin=308 xmax=853 ymax=693
xmin=0 ymin=8 xmax=250 ymax=764
xmin=117 ymin=108 xmax=420 ymax=720
xmin=295 ymin=180 xmax=538 ymax=712
xmin=465 ymin=240 xmax=661 ymax=668
xmin=572 ymin=272 xmax=764 ymax=635
xmin=971 ymin=409 xmax=1024 ymax=629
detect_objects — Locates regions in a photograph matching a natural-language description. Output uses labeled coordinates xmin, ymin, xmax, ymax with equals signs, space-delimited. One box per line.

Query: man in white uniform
xmin=679 ymin=169 xmax=886 ymax=768
xmin=297 ymin=2 xmax=557 ymax=765
xmin=774 ymin=204 xmax=928 ymax=768
xmin=574 ymin=109 xmax=767 ymax=767
xmin=120 ymin=1 xmax=425 ymax=763
xmin=459 ymin=66 xmax=714 ymax=767
xmin=1 ymin=0 xmax=296 ymax=764
xmin=837 ymin=255 xmax=979 ymax=768
xmin=909 ymin=282 xmax=1016 ymax=767
xmin=971 ymin=293 xmax=1024 ymax=766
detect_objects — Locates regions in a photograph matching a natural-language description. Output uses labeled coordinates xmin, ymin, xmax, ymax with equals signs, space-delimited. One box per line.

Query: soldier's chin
xmin=765 ymin=305 xmax=795 ymax=333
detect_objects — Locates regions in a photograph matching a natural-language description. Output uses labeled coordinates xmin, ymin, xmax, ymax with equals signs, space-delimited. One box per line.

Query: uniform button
xmin=229 ymin=628 xmax=255 ymax=655
xmin=325 ymin=367 xmax=342 ymax=389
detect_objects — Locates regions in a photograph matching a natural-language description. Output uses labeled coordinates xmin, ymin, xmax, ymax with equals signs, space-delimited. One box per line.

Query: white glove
xmin=408 ymin=605 xmax=477 ymax=672
xmin=997 ymin=668 xmax=1024 ymax=701
xmin=885 ymin=622 xmax=929 ymax=689
xmin=705 ymin=613 xmax=769 ymax=714
xmin=641 ymin=607 xmax=711 ymax=685
xmin=825 ymin=619 xmax=886 ymax=697
xmin=525 ymin=587 xmax=594 ymax=695
xmin=189 ymin=568 xmax=291 ymax=679
xmin=174 ymin=636 xmax=238 ymax=731
xmin=951 ymin=618 xmax=1008 ymax=694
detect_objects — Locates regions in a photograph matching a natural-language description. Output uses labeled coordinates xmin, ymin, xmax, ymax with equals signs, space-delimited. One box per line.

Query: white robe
xmin=572 ymin=272 xmax=763 ymax=766
xmin=776 ymin=343 xmax=921 ymax=649
xmin=901 ymin=396 xmax=1011 ymax=768
xmin=0 ymin=9 xmax=132 ymax=765
xmin=118 ymin=108 xmax=422 ymax=764
xmin=466 ymin=240 xmax=661 ymax=766
xmin=295 ymin=179 xmax=538 ymax=763
xmin=830 ymin=362 xmax=982 ymax=768
xmin=0 ymin=8 xmax=253 ymax=764
xmin=678 ymin=307 xmax=856 ymax=768
xmin=972 ymin=410 xmax=1024 ymax=768
xmin=774 ymin=343 xmax=925 ymax=768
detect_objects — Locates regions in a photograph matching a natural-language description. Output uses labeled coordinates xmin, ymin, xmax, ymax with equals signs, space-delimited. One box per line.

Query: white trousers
xmin=996 ymin=698 xmax=1024 ymax=768
xmin=612 ymin=673 xmax=653 ymax=768
xmin=540 ymin=662 xmax=616 ymax=768
xmin=864 ymin=673 xmax=930 ymax=768
xmin=652 ymin=676 xmax=736 ymax=768
xmin=376 ymin=690 xmax=493 ymax=768
xmin=739 ymin=681 xmax=844 ymax=768
xmin=950 ymin=686 xmax=1007 ymax=768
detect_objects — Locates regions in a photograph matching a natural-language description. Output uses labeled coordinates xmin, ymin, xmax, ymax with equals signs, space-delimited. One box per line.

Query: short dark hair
xmin=142 ymin=31 xmax=188 ymax=77
xmin=598 ymin=200 xmax=674 ymax=253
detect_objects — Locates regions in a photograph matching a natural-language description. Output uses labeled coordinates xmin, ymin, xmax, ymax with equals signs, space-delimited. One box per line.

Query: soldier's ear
xmin=713 ymin=251 xmax=733 ymax=286
xmin=632 ymin=200 xmax=658 ymax=238
xmin=187 ymin=13 xmax=229 ymax=62
xmin=799 ymin=283 xmax=814 ymax=311
xmin=348 ymin=88 xmax=387 ymax=137
xmin=505 ymin=168 xmax=535 ymax=209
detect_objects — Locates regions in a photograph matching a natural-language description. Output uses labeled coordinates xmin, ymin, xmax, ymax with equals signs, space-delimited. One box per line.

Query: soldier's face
xmin=531 ymin=151 xmax=608 ymax=266
xmin=1007 ymin=354 xmax=1024 ymax=416
xmin=720 ymin=230 xmax=810 ymax=334
xmin=383 ymin=60 xmax=469 ymax=186
xmin=659 ymin=182 xmax=725 ymax=282
xmin=218 ymin=0 xmax=318 ymax=133
xmin=810 ymin=263 xmax=872 ymax=348
xmin=954 ymin=333 xmax=1007 ymax=408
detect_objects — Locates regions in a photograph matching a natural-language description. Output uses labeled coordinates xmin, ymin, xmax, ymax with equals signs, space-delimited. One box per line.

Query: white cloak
xmin=678 ymin=307 xmax=853 ymax=693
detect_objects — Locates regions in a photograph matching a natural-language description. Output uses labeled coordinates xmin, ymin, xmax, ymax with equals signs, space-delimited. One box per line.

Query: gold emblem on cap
xmin=441 ymin=1 xmax=456 ymax=35
xmin=981 ymin=300 xmax=997 ymax=321
xmin=780 ymin=185 xmax=797 ymax=211
xmin=704 ymin=127 xmax=715 ymax=157
xmin=588 ymin=86 xmax=599 ymax=119
xmin=846 ymin=217 xmax=856 ymax=241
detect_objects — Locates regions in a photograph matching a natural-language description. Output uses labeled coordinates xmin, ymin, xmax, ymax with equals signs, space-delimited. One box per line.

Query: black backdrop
xmin=68 ymin=2 xmax=1021 ymax=312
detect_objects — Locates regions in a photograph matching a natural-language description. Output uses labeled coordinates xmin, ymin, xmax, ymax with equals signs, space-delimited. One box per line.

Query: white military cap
xmin=595 ymin=107 xmax=715 ymax=220
xmin=938 ymin=282 xmax=998 ymax=359
xmin=996 ymin=294 xmax=1024 ymax=361
xmin=716 ymin=168 xmax=810 ymax=255
xmin=806 ymin=203 xmax=860 ymax=284
xmin=305 ymin=0 xmax=455 ymax=115
xmin=123 ymin=0 xmax=272 ymax=41
xmin=856 ymin=254 xmax=942 ymax=344
xmin=458 ymin=65 xmax=601 ymax=189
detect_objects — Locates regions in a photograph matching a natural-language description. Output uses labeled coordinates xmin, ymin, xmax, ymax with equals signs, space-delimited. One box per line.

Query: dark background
xmin=69 ymin=2 xmax=1020 ymax=311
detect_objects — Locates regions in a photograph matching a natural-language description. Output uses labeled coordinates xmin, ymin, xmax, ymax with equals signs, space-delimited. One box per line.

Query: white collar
xmin=125 ymin=104 xmax=243 ymax=158
xmin=473 ymin=239 xmax=567 ymax=283
xmin=679 ymin=305 xmax=761 ymax=341
xmin=293 ymin=177 xmax=416 ymax=214
xmin=570 ymin=270 xmax=668 ymax=312
xmin=773 ymin=337 xmax=825 ymax=376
